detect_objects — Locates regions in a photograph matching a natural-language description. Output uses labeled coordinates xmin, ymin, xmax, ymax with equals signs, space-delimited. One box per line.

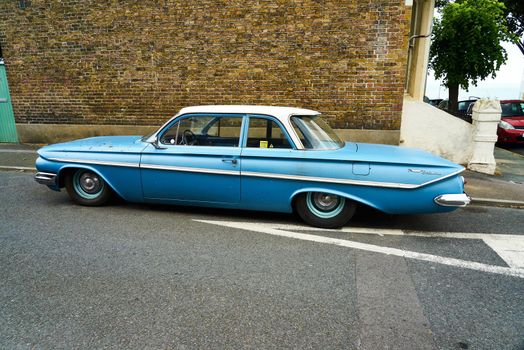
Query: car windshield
xmin=290 ymin=115 xmax=344 ymax=150
xmin=501 ymin=102 xmax=524 ymax=117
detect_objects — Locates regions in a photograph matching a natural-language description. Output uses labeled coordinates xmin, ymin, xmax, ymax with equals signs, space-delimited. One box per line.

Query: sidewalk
xmin=0 ymin=144 xmax=39 ymax=171
xmin=463 ymin=147 xmax=524 ymax=207
xmin=0 ymin=143 xmax=523 ymax=208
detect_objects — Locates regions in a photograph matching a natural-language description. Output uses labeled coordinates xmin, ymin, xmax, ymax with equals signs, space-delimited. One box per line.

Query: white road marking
xmin=482 ymin=236 xmax=524 ymax=269
xmin=194 ymin=220 xmax=524 ymax=279
xmin=268 ymin=224 xmax=405 ymax=237
xmin=268 ymin=224 xmax=524 ymax=269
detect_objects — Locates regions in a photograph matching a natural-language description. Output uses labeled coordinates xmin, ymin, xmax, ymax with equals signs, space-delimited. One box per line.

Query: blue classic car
xmin=35 ymin=105 xmax=470 ymax=228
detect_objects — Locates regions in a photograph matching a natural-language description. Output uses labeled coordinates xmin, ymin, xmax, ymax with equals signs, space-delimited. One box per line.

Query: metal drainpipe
xmin=405 ymin=0 xmax=431 ymax=97
xmin=405 ymin=0 xmax=419 ymax=93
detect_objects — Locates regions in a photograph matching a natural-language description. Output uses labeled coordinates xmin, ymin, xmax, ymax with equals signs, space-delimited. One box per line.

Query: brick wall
xmin=0 ymin=0 xmax=410 ymax=130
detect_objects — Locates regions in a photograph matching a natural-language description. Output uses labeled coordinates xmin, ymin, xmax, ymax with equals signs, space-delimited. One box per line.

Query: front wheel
xmin=65 ymin=169 xmax=112 ymax=206
xmin=295 ymin=192 xmax=356 ymax=229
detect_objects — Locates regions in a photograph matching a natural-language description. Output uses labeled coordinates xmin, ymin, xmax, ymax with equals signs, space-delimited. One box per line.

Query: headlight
xmin=499 ymin=121 xmax=515 ymax=130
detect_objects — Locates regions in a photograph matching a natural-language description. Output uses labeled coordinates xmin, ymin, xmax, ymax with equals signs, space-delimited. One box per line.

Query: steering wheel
xmin=181 ymin=129 xmax=197 ymax=145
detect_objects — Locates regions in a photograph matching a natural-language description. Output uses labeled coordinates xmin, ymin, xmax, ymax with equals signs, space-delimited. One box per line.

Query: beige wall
xmin=400 ymin=97 xmax=473 ymax=164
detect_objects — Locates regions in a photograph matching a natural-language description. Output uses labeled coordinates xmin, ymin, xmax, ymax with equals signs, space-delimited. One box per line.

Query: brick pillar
xmin=467 ymin=99 xmax=501 ymax=175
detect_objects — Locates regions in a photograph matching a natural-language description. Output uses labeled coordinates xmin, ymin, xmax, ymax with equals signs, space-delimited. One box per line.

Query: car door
xmin=141 ymin=113 xmax=245 ymax=204
xmin=239 ymin=114 xmax=300 ymax=212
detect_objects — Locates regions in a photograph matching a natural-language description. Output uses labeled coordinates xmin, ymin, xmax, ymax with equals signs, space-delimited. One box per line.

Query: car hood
xmin=38 ymin=136 xmax=148 ymax=158
xmin=502 ymin=116 xmax=524 ymax=127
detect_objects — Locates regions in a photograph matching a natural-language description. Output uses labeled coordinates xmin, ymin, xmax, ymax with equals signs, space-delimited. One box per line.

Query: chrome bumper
xmin=35 ymin=172 xmax=57 ymax=186
xmin=434 ymin=193 xmax=471 ymax=207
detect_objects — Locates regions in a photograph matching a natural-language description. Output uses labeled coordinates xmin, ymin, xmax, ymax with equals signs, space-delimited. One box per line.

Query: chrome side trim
xmin=141 ymin=163 xmax=240 ymax=176
xmin=416 ymin=168 xmax=465 ymax=187
xmin=35 ymin=172 xmax=57 ymax=186
xmin=242 ymin=168 xmax=464 ymax=189
xmin=434 ymin=193 xmax=471 ymax=207
xmin=47 ymin=156 xmax=465 ymax=190
xmin=242 ymin=171 xmax=417 ymax=189
xmin=48 ymin=158 xmax=139 ymax=168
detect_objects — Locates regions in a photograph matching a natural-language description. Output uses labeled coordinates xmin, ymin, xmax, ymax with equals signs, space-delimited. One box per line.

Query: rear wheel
xmin=295 ymin=192 xmax=356 ymax=229
xmin=65 ymin=169 xmax=112 ymax=206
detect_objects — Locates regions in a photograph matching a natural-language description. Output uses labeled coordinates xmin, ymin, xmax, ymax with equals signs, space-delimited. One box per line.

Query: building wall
xmin=0 ymin=0 xmax=410 ymax=141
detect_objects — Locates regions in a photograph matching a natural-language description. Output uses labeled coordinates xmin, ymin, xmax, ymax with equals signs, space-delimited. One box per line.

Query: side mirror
xmin=151 ymin=136 xmax=166 ymax=150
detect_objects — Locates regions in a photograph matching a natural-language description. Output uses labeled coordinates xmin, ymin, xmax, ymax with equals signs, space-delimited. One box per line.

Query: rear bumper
xmin=35 ymin=172 xmax=57 ymax=186
xmin=434 ymin=193 xmax=471 ymax=207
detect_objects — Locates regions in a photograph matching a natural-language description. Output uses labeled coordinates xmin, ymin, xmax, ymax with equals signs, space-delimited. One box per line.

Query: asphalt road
xmin=1 ymin=172 xmax=523 ymax=349
xmin=500 ymin=144 xmax=524 ymax=157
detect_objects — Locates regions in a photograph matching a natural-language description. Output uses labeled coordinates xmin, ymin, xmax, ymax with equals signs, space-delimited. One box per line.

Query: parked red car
xmin=466 ymin=100 xmax=524 ymax=143
xmin=497 ymin=100 xmax=524 ymax=144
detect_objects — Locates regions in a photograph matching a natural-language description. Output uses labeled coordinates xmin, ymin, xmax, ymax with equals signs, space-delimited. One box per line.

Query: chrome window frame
xmin=154 ymin=113 xmax=247 ymax=148
xmin=243 ymin=114 xmax=298 ymax=150
xmin=288 ymin=114 xmax=345 ymax=151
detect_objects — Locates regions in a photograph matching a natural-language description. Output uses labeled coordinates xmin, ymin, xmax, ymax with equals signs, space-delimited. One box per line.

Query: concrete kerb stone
xmin=0 ymin=166 xmax=37 ymax=172
xmin=470 ymin=197 xmax=524 ymax=209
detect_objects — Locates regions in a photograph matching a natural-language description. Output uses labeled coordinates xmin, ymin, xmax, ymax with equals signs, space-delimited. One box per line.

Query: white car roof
xmin=178 ymin=105 xmax=320 ymax=122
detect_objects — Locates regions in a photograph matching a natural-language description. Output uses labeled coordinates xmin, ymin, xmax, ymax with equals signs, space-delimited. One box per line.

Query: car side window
xmin=246 ymin=117 xmax=292 ymax=149
xmin=160 ymin=115 xmax=243 ymax=147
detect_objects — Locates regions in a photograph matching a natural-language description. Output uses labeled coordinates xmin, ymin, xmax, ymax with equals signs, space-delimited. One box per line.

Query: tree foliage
xmin=429 ymin=0 xmax=516 ymax=92
xmin=436 ymin=0 xmax=524 ymax=55
xmin=502 ymin=0 xmax=524 ymax=54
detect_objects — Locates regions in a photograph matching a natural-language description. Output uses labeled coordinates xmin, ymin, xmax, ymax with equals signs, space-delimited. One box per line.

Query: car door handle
xmin=222 ymin=158 xmax=238 ymax=165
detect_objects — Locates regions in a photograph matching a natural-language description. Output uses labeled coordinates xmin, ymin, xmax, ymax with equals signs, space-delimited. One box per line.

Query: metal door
xmin=0 ymin=60 xmax=18 ymax=143
xmin=140 ymin=114 xmax=245 ymax=204
xmin=140 ymin=144 xmax=241 ymax=203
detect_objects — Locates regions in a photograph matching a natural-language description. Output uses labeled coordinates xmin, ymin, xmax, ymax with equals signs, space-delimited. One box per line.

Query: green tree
xmin=429 ymin=0 xmax=516 ymax=112
xmin=501 ymin=0 xmax=524 ymax=55
xmin=437 ymin=0 xmax=524 ymax=55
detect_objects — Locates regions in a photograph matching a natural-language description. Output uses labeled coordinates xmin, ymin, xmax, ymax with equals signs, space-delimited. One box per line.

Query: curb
xmin=0 ymin=149 xmax=37 ymax=153
xmin=471 ymin=197 xmax=524 ymax=209
xmin=0 ymin=166 xmax=37 ymax=172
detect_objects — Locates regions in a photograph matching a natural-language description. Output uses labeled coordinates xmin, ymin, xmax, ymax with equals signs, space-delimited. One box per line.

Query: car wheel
xmin=65 ymin=169 xmax=112 ymax=206
xmin=295 ymin=192 xmax=356 ymax=229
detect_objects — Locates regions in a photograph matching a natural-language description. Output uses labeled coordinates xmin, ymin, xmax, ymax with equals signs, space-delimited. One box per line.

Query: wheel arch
xmin=57 ymin=165 xmax=123 ymax=199
xmin=289 ymin=187 xmax=381 ymax=212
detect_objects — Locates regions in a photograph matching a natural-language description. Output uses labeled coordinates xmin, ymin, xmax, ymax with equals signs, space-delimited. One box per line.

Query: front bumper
xmin=497 ymin=128 xmax=524 ymax=143
xmin=35 ymin=172 xmax=57 ymax=186
xmin=434 ymin=193 xmax=471 ymax=207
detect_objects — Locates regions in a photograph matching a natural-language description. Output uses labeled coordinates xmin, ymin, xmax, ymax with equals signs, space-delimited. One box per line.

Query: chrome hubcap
xmin=312 ymin=193 xmax=340 ymax=211
xmin=79 ymin=172 xmax=102 ymax=194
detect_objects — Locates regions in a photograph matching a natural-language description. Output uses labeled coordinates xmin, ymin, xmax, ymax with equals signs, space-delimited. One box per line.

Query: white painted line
xmin=194 ymin=220 xmax=524 ymax=279
xmin=269 ymin=224 xmax=405 ymax=237
xmin=482 ymin=236 xmax=524 ymax=269
xmin=272 ymin=224 xmax=522 ymax=242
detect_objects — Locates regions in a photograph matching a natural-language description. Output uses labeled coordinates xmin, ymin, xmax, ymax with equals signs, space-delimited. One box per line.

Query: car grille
xmin=515 ymin=126 xmax=524 ymax=130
